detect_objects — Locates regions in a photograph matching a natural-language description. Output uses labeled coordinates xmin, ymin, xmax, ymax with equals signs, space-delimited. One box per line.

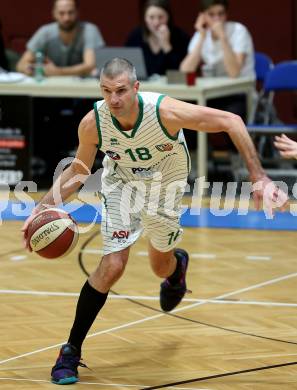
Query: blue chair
xmin=254 ymin=52 xmax=273 ymax=83
xmin=249 ymin=61 xmax=297 ymax=128
xmin=248 ymin=52 xmax=274 ymax=124
xmin=235 ymin=61 xmax=297 ymax=180
xmin=264 ymin=60 xmax=297 ymax=91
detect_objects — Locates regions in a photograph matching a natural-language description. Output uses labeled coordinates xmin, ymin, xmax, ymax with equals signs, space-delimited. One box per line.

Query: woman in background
xmin=126 ymin=0 xmax=189 ymax=76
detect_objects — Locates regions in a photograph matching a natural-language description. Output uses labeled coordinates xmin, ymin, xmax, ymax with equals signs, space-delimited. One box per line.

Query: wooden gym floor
xmin=1 ymin=195 xmax=297 ymax=389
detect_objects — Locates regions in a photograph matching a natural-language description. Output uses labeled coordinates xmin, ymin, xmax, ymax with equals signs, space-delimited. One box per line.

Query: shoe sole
xmin=51 ymin=376 xmax=78 ymax=385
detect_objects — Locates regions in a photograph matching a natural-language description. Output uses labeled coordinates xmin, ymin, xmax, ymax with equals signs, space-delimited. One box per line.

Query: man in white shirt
xmin=180 ymin=0 xmax=255 ymax=148
xmin=180 ymin=0 xmax=255 ymax=79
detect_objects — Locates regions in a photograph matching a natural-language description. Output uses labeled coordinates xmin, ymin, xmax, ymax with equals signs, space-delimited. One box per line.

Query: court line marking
xmin=82 ymin=248 xmax=103 ymax=254
xmin=1 ymin=271 xmax=297 ymax=366
xmin=246 ymin=255 xmax=271 ymax=261
xmin=0 ymin=377 xmax=203 ymax=389
xmin=191 ymin=253 xmax=216 ymax=259
xmin=83 ymin=249 xmax=274 ymax=261
xmin=83 ymin=249 xmax=217 ymax=259
xmin=107 ymin=332 xmax=136 ymax=344
xmin=10 ymin=255 xmax=27 ymax=261
xmin=1 ymin=289 xmax=297 ymax=308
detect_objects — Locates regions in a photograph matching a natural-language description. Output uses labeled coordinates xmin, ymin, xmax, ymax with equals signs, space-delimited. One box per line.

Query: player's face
xmin=100 ymin=73 xmax=140 ymax=118
xmin=204 ymin=4 xmax=227 ymax=26
xmin=53 ymin=0 xmax=78 ymax=32
xmin=144 ymin=6 xmax=169 ymax=33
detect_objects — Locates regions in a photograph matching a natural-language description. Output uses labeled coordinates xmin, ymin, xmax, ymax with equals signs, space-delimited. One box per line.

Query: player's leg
xmin=51 ymin=247 xmax=130 ymax=385
xmin=148 ymin=243 xmax=176 ymax=278
xmin=144 ymin=133 xmax=190 ymax=310
xmin=148 ymin=240 xmax=189 ymax=312
xmin=89 ymin=247 xmax=130 ymax=291
xmin=51 ymin=171 xmax=142 ymax=385
xmin=143 ymin=173 xmax=190 ymax=312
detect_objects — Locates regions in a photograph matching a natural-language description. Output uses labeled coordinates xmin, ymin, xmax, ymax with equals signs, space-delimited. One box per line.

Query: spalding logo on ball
xmin=27 ymin=208 xmax=79 ymax=259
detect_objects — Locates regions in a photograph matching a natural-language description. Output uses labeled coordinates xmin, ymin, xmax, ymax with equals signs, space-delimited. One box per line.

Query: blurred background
xmin=2 ymin=0 xmax=296 ymax=122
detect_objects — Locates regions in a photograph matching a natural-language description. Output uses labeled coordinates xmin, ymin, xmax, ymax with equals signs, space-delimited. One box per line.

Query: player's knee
xmin=103 ymin=255 xmax=127 ymax=280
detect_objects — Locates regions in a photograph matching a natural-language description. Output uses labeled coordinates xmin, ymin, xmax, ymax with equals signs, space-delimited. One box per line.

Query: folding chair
xmin=234 ymin=61 xmax=297 ymax=180
xmin=255 ymin=52 xmax=274 ymax=83
xmin=249 ymin=52 xmax=274 ymax=123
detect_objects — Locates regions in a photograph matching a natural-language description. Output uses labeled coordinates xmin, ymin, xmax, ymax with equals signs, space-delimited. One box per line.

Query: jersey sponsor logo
xmin=110 ymin=138 xmax=120 ymax=146
xmin=112 ymin=230 xmax=130 ymax=243
xmin=106 ymin=150 xmax=121 ymax=160
xmin=131 ymin=167 xmax=151 ymax=174
xmin=155 ymin=143 xmax=173 ymax=152
xmin=131 ymin=166 xmax=156 ymax=178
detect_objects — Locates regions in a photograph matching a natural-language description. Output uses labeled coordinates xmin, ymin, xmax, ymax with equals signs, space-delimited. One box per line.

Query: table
xmin=0 ymin=75 xmax=255 ymax=181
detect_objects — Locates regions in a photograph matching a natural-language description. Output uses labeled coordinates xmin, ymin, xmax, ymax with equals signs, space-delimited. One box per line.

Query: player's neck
xmin=114 ymin=97 xmax=140 ymax=131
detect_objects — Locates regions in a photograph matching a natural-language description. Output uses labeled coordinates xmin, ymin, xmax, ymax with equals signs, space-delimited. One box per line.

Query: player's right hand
xmin=252 ymin=175 xmax=288 ymax=218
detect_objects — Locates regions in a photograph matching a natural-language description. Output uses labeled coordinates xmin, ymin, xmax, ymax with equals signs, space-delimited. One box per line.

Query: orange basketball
xmin=27 ymin=208 xmax=79 ymax=259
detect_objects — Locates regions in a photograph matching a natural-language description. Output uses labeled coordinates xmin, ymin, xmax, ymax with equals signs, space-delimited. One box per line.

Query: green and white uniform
xmin=94 ymin=92 xmax=190 ymax=255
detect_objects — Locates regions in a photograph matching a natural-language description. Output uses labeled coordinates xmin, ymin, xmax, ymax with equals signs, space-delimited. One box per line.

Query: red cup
xmin=186 ymin=72 xmax=196 ymax=86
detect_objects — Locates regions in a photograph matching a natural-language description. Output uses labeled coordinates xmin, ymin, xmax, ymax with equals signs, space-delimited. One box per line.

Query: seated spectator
xmin=0 ymin=21 xmax=8 ymax=71
xmin=16 ymin=0 xmax=105 ymax=77
xmin=126 ymin=0 xmax=189 ymax=77
xmin=180 ymin=0 xmax=255 ymax=121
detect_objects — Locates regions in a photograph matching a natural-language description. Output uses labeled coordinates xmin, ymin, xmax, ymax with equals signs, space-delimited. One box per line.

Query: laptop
xmin=95 ymin=47 xmax=148 ymax=80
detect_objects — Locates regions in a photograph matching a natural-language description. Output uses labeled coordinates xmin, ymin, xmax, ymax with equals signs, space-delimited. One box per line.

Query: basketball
xmin=26 ymin=208 xmax=79 ymax=259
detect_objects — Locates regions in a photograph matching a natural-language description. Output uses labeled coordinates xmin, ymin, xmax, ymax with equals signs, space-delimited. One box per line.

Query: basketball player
xmin=22 ymin=58 xmax=287 ymax=385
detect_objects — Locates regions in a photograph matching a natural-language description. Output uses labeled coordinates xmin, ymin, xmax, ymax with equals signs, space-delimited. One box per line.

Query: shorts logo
xmin=106 ymin=150 xmax=121 ymax=160
xmin=110 ymin=138 xmax=120 ymax=146
xmin=155 ymin=143 xmax=173 ymax=152
xmin=112 ymin=230 xmax=130 ymax=241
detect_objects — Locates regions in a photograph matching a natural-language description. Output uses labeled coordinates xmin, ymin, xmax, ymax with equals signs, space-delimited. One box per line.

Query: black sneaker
xmin=51 ymin=343 xmax=87 ymax=385
xmin=160 ymin=248 xmax=189 ymax=312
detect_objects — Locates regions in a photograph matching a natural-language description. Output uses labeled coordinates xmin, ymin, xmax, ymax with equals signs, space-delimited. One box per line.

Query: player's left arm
xmin=160 ymin=96 xmax=263 ymax=181
xmin=159 ymin=96 xmax=288 ymax=214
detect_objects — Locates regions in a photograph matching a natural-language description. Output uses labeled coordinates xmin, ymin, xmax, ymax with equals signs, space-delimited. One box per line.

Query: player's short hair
xmin=200 ymin=0 xmax=229 ymax=11
xmin=100 ymin=58 xmax=138 ymax=85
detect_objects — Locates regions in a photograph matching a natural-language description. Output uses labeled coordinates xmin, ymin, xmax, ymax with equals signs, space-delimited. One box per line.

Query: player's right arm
xmin=21 ymin=110 xmax=99 ymax=245
xmin=16 ymin=50 xmax=36 ymax=76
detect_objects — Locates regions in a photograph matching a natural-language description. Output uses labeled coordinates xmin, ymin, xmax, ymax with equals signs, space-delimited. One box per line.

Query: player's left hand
xmin=21 ymin=207 xmax=41 ymax=250
xmin=252 ymin=175 xmax=288 ymax=218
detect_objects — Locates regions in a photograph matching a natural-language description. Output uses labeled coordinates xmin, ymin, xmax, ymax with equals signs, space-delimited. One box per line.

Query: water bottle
xmin=34 ymin=50 xmax=44 ymax=82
